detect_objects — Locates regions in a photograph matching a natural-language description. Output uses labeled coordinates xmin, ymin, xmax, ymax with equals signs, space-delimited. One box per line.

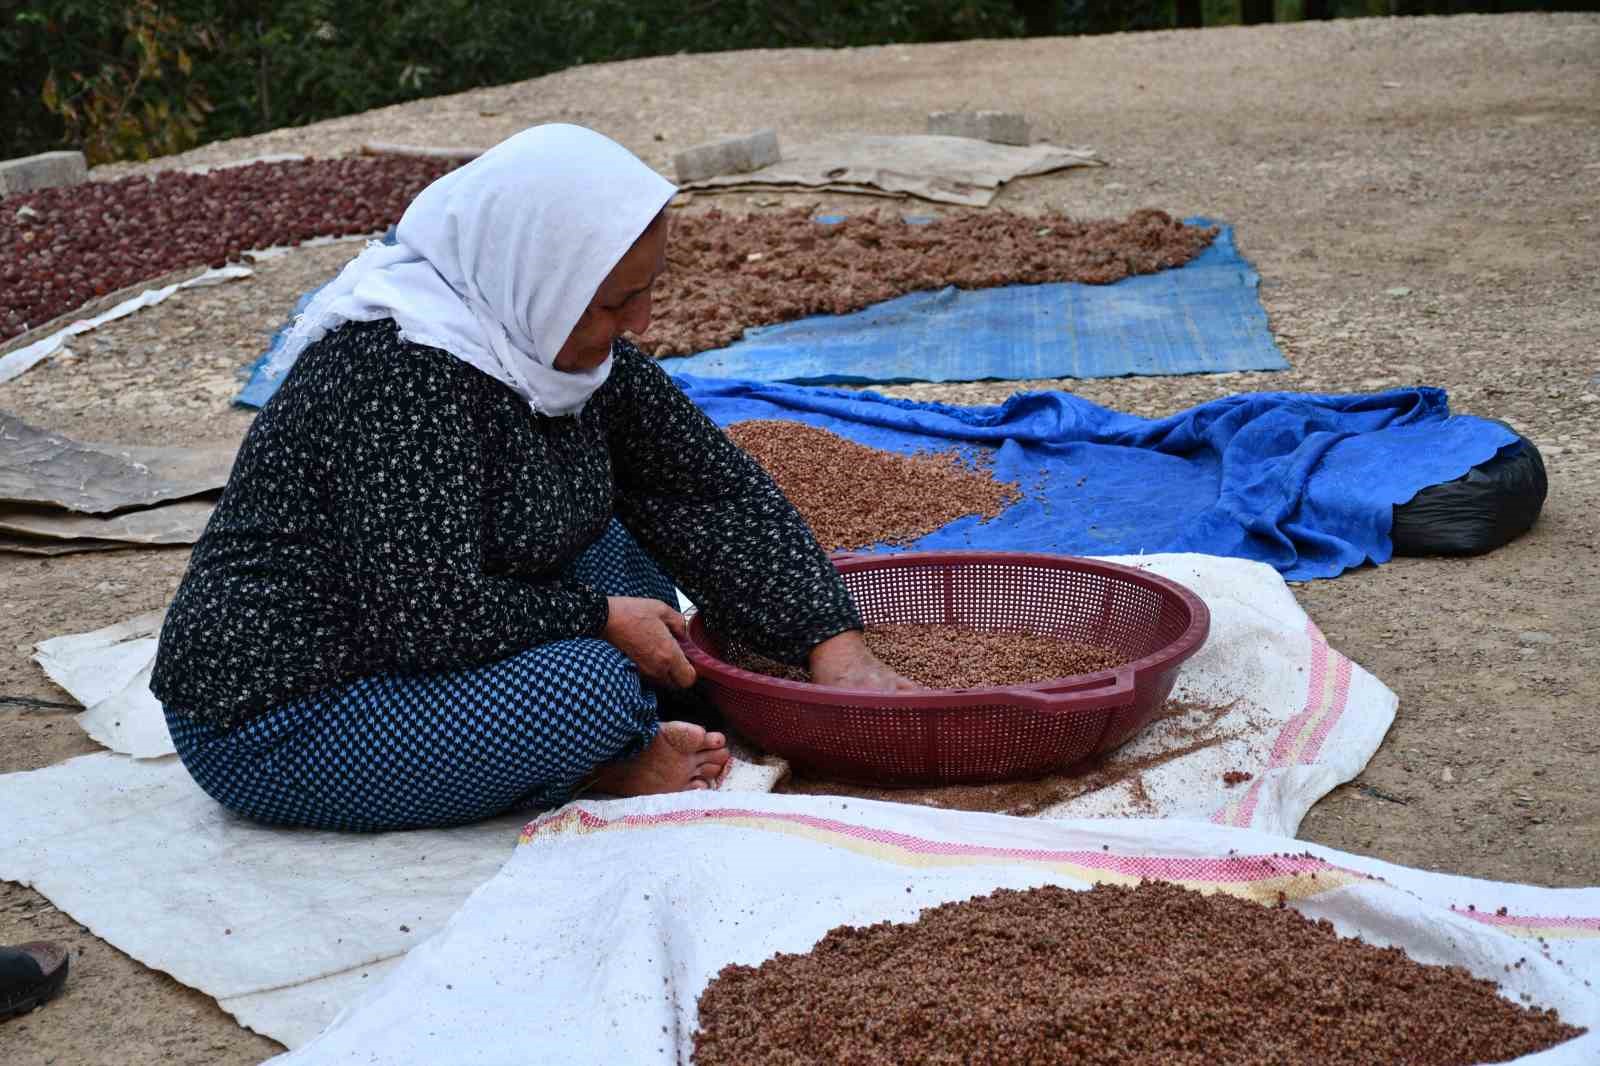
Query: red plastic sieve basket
xmin=681 ymin=551 xmax=1210 ymax=786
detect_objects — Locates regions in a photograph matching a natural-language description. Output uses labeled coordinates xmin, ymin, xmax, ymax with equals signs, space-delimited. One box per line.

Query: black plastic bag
xmin=1391 ymin=422 xmax=1547 ymax=557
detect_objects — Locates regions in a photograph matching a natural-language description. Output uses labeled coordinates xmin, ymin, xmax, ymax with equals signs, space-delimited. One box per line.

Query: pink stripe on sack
xmin=1297 ymin=651 xmax=1353 ymax=766
xmin=522 ymin=805 xmax=1361 ymax=885
xmin=1267 ymin=620 xmax=1331 ymax=766
xmin=1226 ymin=619 xmax=1364 ymax=829
xmin=1223 ymin=621 xmax=1331 ymax=827
xmin=1211 ymin=776 xmax=1265 ymax=827
xmin=1451 ymin=907 xmax=1600 ymax=933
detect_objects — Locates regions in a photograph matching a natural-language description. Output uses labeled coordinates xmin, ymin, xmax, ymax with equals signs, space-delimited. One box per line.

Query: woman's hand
xmin=808 ymin=630 xmax=922 ymax=692
xmin=604 ymin=597 xmax=697 ymax=689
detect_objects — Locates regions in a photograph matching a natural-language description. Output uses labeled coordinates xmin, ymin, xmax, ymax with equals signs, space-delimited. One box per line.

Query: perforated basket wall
xmin=682 ymin=552 xmax=1210 ymax=786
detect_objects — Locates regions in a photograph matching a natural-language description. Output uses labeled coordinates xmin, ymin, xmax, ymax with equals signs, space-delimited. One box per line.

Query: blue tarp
xmin=235 ymin=285 xmax=322 ymax=408
xmin=673 ymin=375 xmax=1518 ymax=581
xmin=227 ymin=220 xmax=1510 ymax=581
xmin=236 ymin=227 xmax=398 ymax=409
xmin=663 ymin=221 xmax=1290 ymax=385
xmin=235 ymin=218 xmax=1285 ymax=408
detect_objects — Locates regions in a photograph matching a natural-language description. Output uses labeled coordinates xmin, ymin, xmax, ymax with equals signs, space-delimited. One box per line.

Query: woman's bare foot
xmin=589 ymin=721 xmax=731 ymax=797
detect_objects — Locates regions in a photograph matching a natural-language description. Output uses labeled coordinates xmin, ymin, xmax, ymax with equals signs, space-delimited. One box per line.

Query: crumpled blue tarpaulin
xmin=673 ymin=375 xmax=1518 ymax=581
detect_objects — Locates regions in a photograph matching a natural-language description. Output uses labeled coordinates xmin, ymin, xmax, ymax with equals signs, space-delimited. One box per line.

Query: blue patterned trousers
xmin=165 ymin=520 xmax=676 ymax=832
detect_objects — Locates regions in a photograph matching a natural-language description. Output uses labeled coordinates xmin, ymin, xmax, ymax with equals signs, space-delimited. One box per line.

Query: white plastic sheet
xmin=0 ymin=266 xmax=252 ymax=385
xmin=0 ymin=753 xmax=523 ymax=1047
xmin=32 ymin=611 xmax=171 ymax=758
xmin=271 ymin=791 xmax=1600 ymax=1065
xmin=27 ymin=553 xmax=1396 ymax=836
xmin=1037 ymin=553 xmax=1392 ymax=833
xmin=0 ymin=229 xmax=375 ymax=386
xmin=3 ymin=552 xmax=1395 ymax=1047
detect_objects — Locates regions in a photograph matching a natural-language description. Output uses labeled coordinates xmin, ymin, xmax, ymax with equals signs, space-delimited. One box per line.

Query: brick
xmin=0 ymin=150 xmax=88 ymax=198
xmin=673 ymin=130 xmax=781 ymax=184
xmin=926 ymin=111 xmax=1032 ymax=147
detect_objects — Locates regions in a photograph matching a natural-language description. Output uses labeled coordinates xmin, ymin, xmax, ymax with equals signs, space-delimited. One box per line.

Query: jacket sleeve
xmin=339 ymin=360 xmax=609 ymax=673
xmin=604 ymin=346 xmax=861 ymax=663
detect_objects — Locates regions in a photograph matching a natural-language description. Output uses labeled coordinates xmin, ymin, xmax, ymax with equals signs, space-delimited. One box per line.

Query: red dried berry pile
xmin=0 ymin=155 xmax=462 ymax=343
xmin=3 ymin=165 xmax=1212 ymax=364
xmin=649 ymin=207 xmax=1218 ymax=356
xmin=726 ymin=419 xmax=1021 ymax=551
xmin=727 ymin=622 xmax=1127 ymax=689
xmin=693 ymin=881 xmax=1585 ymax=1066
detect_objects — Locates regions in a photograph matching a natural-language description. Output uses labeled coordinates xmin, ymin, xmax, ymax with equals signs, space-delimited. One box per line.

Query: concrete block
xmin=359 ymin=142 xmax=485 ymax=162
xmin=0 ymin=150 xmax=88 ymax=198
xmin=673 ymin=130 xmax=781 ymax=184
xmin=926 ymin=111 xmax=1032 ymax=147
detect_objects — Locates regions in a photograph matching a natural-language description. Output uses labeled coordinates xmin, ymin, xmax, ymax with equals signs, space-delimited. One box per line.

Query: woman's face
xmin=553 ymin=214 xmax=669 ymax=373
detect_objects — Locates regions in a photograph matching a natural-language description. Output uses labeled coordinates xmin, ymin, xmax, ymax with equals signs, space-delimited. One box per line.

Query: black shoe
xmin=0 ymin=942 xmax=69 ymax=1021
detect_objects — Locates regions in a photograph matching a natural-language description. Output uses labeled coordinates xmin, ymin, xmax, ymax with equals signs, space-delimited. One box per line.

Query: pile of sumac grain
xmin=727 ymin=419 xmax=1020 ymax=551
xmin=3 ymin=166 xmax=1213 ymax=363
xmin=0 ymin=154 xmax=461 ymax=343
xmin=728 ymin=622 xmax=1127 ymax=689
xmin=692 ymin=881 xmax=1584 ymax=1066
xmin=648 ymin=207 xmax=1218 ymax=356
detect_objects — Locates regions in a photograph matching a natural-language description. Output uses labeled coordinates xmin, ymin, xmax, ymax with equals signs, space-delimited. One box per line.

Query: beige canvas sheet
xmin=680 ymin=134 xmax=1102 ymax=206
xmin=0 ymin=410 xmax=234 ymax=514
xmin=0 ymin=498 xmax=215 ymax=549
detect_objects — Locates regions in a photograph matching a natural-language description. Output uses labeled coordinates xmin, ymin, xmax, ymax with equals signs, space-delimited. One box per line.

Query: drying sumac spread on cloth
xmin=2 ymin=164 xmax=1213 ymax=358
xmin=1 ymin=155 xmax=462 ymax=344
xmin=648 ymin=207 xmax=1218 ymax=356
xmin=727 ymin=622 xmax=1127 ymax=689
xmin=726 ymin=419 xmax=1020 ymax=551
xmin=691 ymin=881 xmax=1585 ymax=1066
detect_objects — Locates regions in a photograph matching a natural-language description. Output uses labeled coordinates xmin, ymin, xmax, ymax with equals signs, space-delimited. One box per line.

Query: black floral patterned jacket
xmin=151 ymin=320 xmax=859 ymax=727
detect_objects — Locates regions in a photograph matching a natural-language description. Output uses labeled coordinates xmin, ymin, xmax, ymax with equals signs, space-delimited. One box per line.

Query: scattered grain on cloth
xmin=692 ymin=880 xmax=1585 ymax=1066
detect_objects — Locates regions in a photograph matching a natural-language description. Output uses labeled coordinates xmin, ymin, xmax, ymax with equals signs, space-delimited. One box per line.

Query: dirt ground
xmin=1 ymin=13 xmax=1596 ymax=1064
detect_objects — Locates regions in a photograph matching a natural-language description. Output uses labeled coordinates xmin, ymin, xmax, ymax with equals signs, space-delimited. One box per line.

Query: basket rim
xmin=680 ymin=550 xmax=1210 ymax=711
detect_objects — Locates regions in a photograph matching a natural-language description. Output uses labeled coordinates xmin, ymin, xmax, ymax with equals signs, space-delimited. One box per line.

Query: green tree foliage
xmin=4 ymin=0 xmax=1596 ymax=163
xmin=5 ymin=0 xmax=215 ymax=161
xmin=36 ymin=0 xmax=215 ymax=163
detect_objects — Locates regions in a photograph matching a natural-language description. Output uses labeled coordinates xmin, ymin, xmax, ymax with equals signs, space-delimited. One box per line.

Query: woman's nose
xmin=622 ymin=293 xmax=652 ymax=337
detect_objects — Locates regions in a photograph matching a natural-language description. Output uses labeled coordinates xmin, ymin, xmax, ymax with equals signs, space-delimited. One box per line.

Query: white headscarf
xmin=260 ymin=124 xmax=677 ymax=417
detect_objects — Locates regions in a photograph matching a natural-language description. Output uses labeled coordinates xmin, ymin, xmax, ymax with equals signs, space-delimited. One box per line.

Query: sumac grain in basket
xmin=728 ymin=622 xmax=1127 ymax=689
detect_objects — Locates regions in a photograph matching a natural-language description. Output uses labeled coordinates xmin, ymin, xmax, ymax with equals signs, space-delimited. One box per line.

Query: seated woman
xmin=152 ymin=124 xmax=915 ymax=833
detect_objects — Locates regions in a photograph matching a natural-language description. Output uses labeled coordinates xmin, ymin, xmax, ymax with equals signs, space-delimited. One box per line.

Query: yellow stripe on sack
xmin=1280 ymin=651 xmax=1341 ymax=767
xmin=521 ymin=808 xmax=1365 ymax=907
